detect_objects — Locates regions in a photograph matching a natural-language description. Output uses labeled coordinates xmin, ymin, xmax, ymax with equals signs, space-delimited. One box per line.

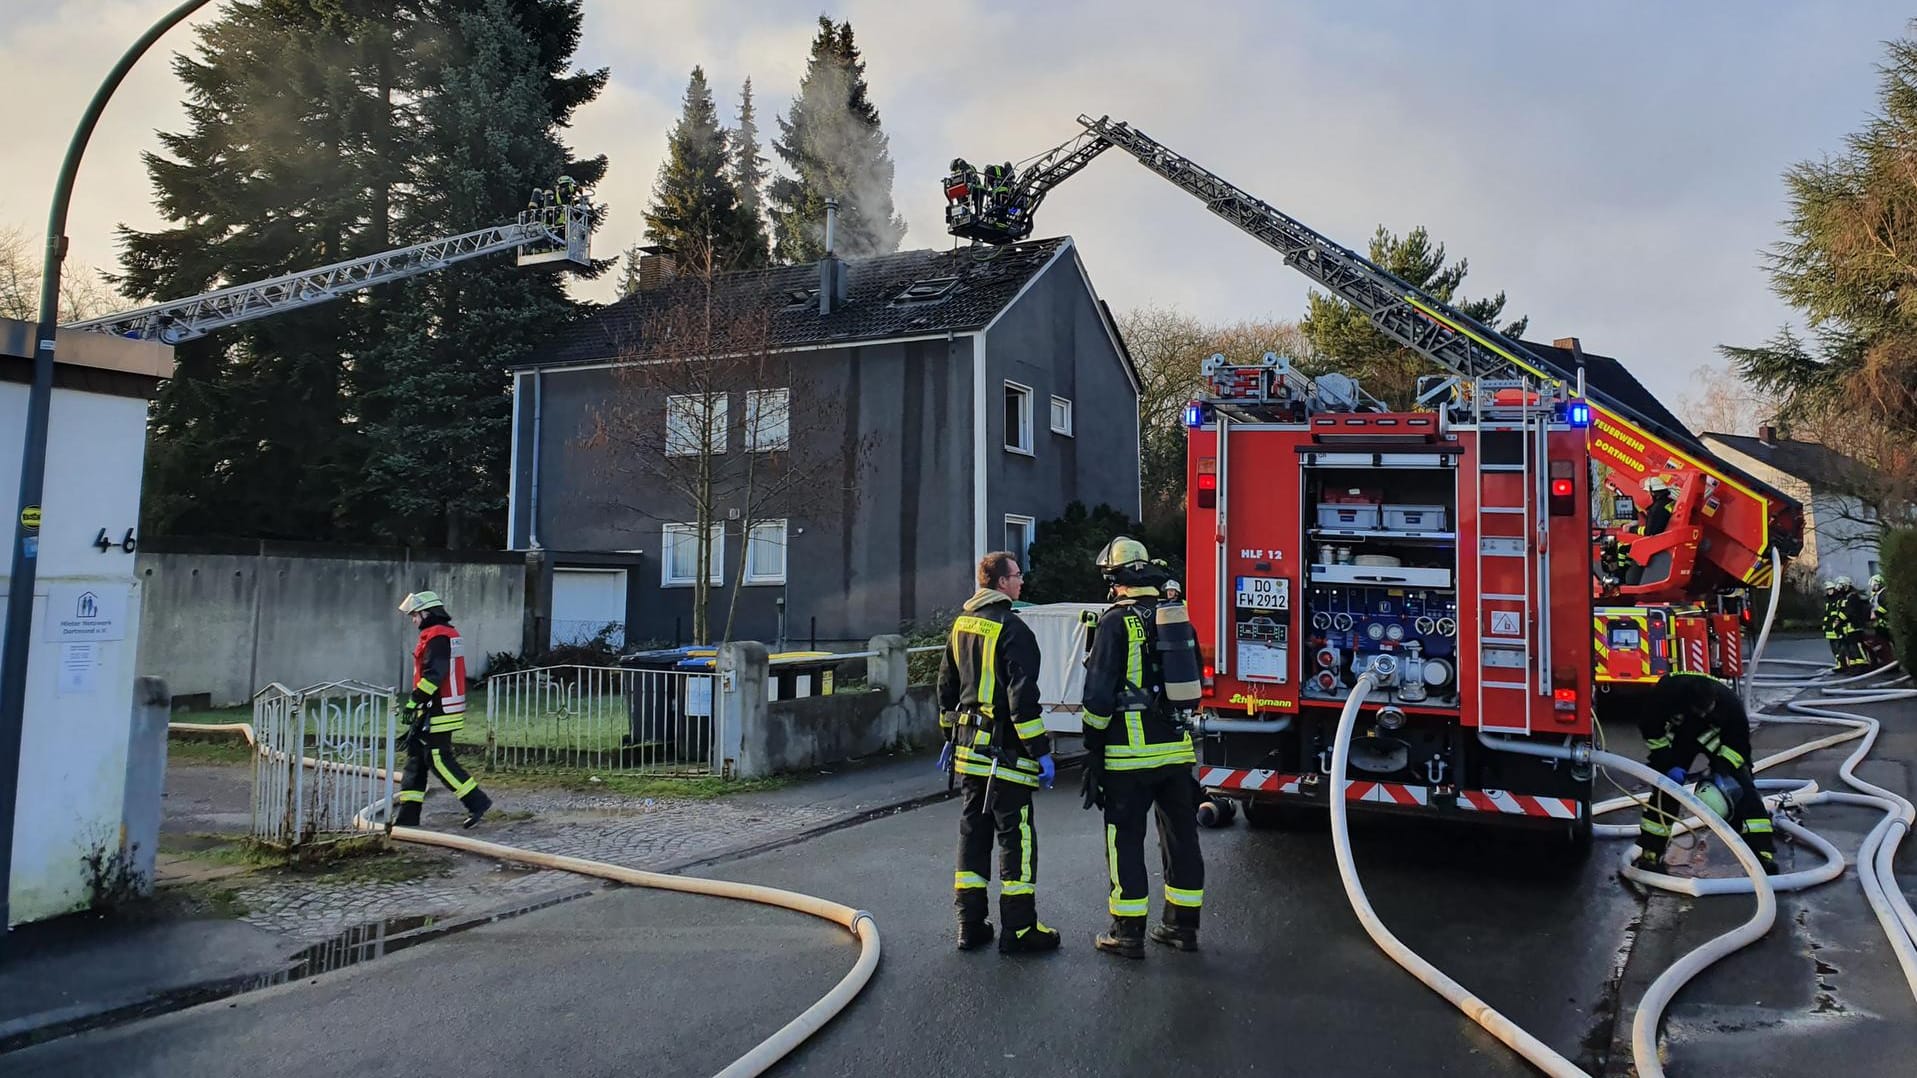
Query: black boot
xmin=462 ymin=791 xmax=493 ymax=829
xmin=1149 ymin=922 xmax=1200 ymax=952
xmin=1094 ymin=917 xmax=1145 ymax=959
xmin=998 ymin=922 xmax=1061 ymax=955
xmin=956 ymin=920 xmax=996 ymax=951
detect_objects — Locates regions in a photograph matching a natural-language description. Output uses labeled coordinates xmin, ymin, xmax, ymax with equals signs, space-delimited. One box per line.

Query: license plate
xmin=1235 ymin=575 xmax=1289 ymax=610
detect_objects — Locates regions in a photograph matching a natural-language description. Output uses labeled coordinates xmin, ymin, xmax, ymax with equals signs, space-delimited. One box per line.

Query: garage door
xmin=551 ymin=568 xmax=628 ymax=648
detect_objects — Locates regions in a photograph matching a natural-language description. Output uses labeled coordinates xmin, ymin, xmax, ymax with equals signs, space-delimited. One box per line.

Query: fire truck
xmin=944 ymin=116 xmax=1804 ymax=844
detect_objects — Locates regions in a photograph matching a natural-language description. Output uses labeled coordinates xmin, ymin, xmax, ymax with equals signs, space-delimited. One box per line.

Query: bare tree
xmin=1676 ymin=361 xmax=1786 ymax=436
xmin=0 ymin=224 xmax=121 ymax=322
xmin=579 ymin=240 xmax=874 ymax=645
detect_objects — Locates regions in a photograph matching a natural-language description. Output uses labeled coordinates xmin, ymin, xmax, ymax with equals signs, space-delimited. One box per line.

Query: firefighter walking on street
xmin=1631 ymin=671 xmax=1778 ymax=875
xmin=937 ymin=552 xmax=1060 ymax=955
xmin=394 ymin=591 xmax=492 ymax=829
xmin=1080 ymin=537 xmax=1206 ymax=958
xmin=1823 ymin=578 xmax=1867 ymax=671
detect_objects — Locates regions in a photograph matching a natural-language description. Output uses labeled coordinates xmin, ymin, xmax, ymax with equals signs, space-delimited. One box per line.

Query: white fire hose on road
xmin=168 ymin=720 xmax=877 ymax=1078
xmin=1330 ymin=554 xmax=1917 ymax=1077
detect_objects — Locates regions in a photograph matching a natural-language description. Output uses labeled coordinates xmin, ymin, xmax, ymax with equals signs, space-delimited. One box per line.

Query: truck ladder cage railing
xmin=66 ymin=202 xmax=591 ymax=344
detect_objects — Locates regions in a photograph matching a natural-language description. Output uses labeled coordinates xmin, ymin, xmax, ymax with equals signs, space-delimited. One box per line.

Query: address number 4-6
xmin=94 ymin=528 xmax=137 ymax=554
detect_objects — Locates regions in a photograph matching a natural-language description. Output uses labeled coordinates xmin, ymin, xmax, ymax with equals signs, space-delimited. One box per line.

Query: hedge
xmin=1882 ymin=527 xmax=1917 ymax=672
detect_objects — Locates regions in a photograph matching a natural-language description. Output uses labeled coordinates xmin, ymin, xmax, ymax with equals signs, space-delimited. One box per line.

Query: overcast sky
xmin=3 ymin=1 xmax=1912 ymax=408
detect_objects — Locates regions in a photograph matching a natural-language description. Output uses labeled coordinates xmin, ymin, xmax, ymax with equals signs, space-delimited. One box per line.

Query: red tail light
xmin=1551 ymin=478 xmax=1573 ymax=497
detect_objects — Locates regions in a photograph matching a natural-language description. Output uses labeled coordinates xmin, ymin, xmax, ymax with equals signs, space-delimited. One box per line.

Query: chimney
xmin=818 ymin=199 xmax=849 ymax=317
xmin=1552 ymin=337 xmax=1588 ymax=396
xmin=637 ymin=244 xmax=676 ymax=290
xmin=1758 ymin=423 xmax=1777 ymax=446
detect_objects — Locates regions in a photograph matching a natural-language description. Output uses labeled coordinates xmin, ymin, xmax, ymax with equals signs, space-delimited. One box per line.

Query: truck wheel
xmin=1535 ymin=812 xmax=1594 ymax=871
xmin=1243 ymin=798 xmax=1322 ymax=831
xmin=1197 ymin=798 xmax=1238 ymax=828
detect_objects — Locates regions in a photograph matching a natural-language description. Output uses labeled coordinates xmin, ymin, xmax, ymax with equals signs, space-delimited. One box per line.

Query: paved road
xmin=12 ymin=780 xmax=1639 ymax=1077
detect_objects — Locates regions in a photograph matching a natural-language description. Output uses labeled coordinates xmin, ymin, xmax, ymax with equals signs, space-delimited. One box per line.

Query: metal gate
xmin=251 ymin=680 xmax=397 ymax=848
xmin=484 ymin=665 xmax=721 ymax=774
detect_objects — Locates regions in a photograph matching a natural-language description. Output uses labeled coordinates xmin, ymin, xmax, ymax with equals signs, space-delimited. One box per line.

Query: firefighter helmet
xmin=1870 ymin=573 xmax=1886 ymax=590
xmin=1644 ymin=475 xmax=1672 ymax=495
xmin=1835 ymin=576 xmax=1854 ymax=591
xmin=1823 ymin=579 xmax=1841 ymax=594
xmin=398 ymin=591 xmax=445 ymax=615
xmin=1095 ymin=537 xmax=1151 ymax=571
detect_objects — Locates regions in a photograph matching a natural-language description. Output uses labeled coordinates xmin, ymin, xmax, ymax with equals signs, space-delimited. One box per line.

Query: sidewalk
xmin=0 ymin=745 xmax=964 ymax=1054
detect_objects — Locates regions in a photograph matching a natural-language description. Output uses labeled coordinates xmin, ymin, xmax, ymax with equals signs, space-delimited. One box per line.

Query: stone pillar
xmin=867 ymin=634 xmax=908 ymax=704
xmin=719 ymin=641 xmax=769 ymax=778
xmin=118 ymin=676 xmax=170 ymax=902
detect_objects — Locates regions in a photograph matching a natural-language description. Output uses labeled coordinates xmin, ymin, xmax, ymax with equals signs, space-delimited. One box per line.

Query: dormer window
xmin=893 ymin=277 xmax=958 ymax=303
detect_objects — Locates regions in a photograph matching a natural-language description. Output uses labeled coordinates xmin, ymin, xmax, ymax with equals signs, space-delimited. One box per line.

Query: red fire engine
xmin=943 ymin=116 xmax=1805 ymax=846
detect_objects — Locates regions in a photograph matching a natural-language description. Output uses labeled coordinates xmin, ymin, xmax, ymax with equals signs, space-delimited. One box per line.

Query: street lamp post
xmin=0 ymin=0 xmax=212 ymax=931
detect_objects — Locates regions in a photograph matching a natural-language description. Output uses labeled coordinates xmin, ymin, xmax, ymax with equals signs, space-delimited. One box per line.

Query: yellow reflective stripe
xmin=430 ymin=749 xmax=476 ymax=798
xmin=952 ymin=614 xmax=1004 ymax=719
xmin=1401 ymin=295 xmax=1551 ymax=379
xmin=1697 ymin=730 xmax=1721 ymax=750
xmin=1123 ymin=615 xmax=1148 ymax=750
xmin=954 ymin=871 xmax=988 ymax=890
xmin=1105 ymin=736 xmax=1195 ymax=757
xmin=427 ymin=716 xmax=464 ymax=733
xmin=1002 ymin=881 xmax=1035 ymax=897
xmin=1640 ymin=819 xmax=1672 ymax=837
xmin=1715 ymin=746 xmax=1746 ymax=769
xmin=1164 ymin=885 xmax=1204 ymax=908
xmin=415 ymin=677 xmax=438 ymax=694
xmin=1106 ymin=753 xmax=1196 ymax=772
xmin=1014 ymin=717 xmax=1047 ymax=741
xmin=1018 ymin=805 xmax=1034 ymax=884
xmin=1110 ymin=896 xmax=1149 ymax=917
xmin=1742 ymin=818 xmax=1774 ymax=834
xmin=396 ymin=790 xmax=425 ymax=804
xmin=1083 ymin=710 xmax=1111 ymax=731
xmin=1106 ymin=823 xmax=1123 ymax=907
xmin=1645 ymin=735 xmax=1672 ymax=751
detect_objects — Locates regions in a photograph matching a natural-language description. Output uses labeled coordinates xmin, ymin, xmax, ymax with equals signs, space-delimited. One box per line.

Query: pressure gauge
xmin=1385 ymin=623 xmax=1406 ymax=642
xmin=1366 ymin=622 xmax=1386 ymax=642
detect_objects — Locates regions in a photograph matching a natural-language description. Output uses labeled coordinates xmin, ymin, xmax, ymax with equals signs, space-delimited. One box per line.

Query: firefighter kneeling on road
xmin=1080 ymin=537 xmax=1206 ymax=958
xmin=394 ymin=592 xmax=492 ymax=829
xmin=1631 ymin=672 xmax=1778 ymax=876
xmin=937 ymin=551 xmax=1060 ymax=955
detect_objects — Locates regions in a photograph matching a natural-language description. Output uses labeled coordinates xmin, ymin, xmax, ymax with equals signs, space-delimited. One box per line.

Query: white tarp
xmin=1017 ymin=602 xmax=1106 ymax=733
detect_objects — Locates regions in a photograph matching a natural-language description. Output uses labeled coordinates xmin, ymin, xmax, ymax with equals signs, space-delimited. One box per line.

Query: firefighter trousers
xmin=1638 ymin=763 xmax=1775 ymax=867
xmin=954 ymin=775 xmax=1041 ymax=932
xmin=1102 ymin=765 xmax=1205 ymax=929
xmin=394 ymin=729 xmax=488 ymax=827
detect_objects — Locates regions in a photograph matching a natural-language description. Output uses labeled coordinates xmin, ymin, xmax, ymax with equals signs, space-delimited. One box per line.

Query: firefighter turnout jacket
xmin=938 ymin=589 xmax=1051 ymax=787
xmin=410 ymin=609 xmax=470 ymax=734
xmin=1635 ymin=672 xmax=1775 ymax=867
xmin=1081 ymin=589 xmax=1197 ymax=771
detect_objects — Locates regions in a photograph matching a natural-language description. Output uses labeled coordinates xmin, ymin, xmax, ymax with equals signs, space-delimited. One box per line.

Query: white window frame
xmin=1050 ymin=395 xmax=1073 ymax=436
xmin=661 ymin=523 xmax=724 ymax=586
xmin=1004 ymin=381 xmax=1034 ymax=456
xmin=745 ymin=388 xmax=791 ymax=452
xmin=665 ymin=393 xmax=728 ymax=457
xmin=744 ymin=519 xmax=789 ymax=585
xmin=1004 ymin=514 xmax=1035 ymax=561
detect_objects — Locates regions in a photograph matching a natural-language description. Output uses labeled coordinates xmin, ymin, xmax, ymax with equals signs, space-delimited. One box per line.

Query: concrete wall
xmin=749 ymin=686 xmax=940 ymax=777
xmin=983 ymin=243 xmax=1141 ymax=562
xmin=135 ymin=541 xmax=528 ymax=707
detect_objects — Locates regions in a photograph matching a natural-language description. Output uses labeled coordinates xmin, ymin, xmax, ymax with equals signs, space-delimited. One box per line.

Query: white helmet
xmin=1823 ymin=579 xmax=1841 ymax=594
xmin=1644 ymin=475 xmax=1672 ymax=495
xmin=1835 ymin=576 xmax=1854 ymax=591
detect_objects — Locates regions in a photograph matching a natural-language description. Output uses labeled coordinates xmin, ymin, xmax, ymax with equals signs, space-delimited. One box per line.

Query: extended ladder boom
xmin=67 ymin=202 xmax=591 ymax=344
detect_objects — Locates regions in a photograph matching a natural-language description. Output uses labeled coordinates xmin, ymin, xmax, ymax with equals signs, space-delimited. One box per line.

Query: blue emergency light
xmin=1184 ymin=402 xmax=1207 ymax=428
xmin=1567 ymin=401 xmax=1591 ymax=427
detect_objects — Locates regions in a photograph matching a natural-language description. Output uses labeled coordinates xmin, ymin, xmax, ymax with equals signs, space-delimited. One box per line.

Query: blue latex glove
xmin=937 ymin=741 xmax=954 ymax=773
xmin=1037 ymin=754 xmax=1056 ymax=790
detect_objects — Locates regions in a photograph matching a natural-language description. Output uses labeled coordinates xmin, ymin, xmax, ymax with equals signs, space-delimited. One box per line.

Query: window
xmin=662 ymin=523 xmax=724 ymax=586
xmin=745 ymin=389 xmax=790 ymax=452
xmin=665 ymin=394 xmax=727 ymax=456
xmin=745 ymin=520 xmax=788 ymax=584
xmin=1050 ymin=395 xmax=1073 ymax=436
xmin=893 ymin=277 xmax=958 ymax=303
xmin=1004 ymin=514 xmax=1035 ymax=561
xmin=781 ymin=288 xmax=819 ymax=310
xmin=1004 ymin=381 xmax=1033 ymax=454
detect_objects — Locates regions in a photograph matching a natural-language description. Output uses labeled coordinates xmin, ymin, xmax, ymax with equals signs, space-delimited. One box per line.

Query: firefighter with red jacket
xmin=937 ymin=551 xmax=1060 ymax=955
xmin=1632 ymin=671 xmax=1777 ymax=875
xmin=1080 ymin=537 xmax=1205 ymax=958
xmin=395 ymin=591 xmax=492 ymax=829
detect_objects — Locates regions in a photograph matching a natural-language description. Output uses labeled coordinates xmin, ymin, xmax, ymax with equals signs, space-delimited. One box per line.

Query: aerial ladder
xmin=65 ymin=192 xmax=593 ymax=344
xmin=943 ymin=116 xmax=1804 ymax=605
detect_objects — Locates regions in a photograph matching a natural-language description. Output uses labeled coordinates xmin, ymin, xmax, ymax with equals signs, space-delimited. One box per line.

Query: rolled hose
xmin=1329 ymin=673 xmax=1779 ymax=1078
xmin=168 ymin=721 xmax=878 ymax=1078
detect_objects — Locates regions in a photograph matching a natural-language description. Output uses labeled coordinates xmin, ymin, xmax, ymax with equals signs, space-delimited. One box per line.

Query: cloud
xmin=6 ymin=0 xmax=1914 ymax=411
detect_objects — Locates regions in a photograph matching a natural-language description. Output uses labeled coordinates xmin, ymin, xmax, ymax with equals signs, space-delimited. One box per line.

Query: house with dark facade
xmin=507 ymin=236 xmax=1140 ymax=649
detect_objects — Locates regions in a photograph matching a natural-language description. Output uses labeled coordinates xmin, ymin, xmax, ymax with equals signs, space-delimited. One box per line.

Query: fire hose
xmin=166 ymin=721 xmax=877 ymax=1078
xmin=1330 ymin=553 xmax=1916 ymax=1078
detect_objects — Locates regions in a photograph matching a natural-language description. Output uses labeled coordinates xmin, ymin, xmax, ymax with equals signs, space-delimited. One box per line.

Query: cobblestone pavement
xmin=161 ymin=759 xmax=894 ymax=945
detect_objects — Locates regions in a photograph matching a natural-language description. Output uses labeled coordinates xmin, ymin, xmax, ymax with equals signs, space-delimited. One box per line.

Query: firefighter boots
xmin=1094 ymin=918 xmax=1145 ymax=959
xmin=998 ymin=921 xmax=1062 ymax=955
xmin=956 ymin=919 xmax=996 ymax=951
xmin=1149 ymin=921 xmax=1200 ymax=952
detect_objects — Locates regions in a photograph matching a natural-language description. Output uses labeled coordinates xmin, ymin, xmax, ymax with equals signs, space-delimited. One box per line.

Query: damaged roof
xmin=524 ymin=237 xmax=1071 ymax=368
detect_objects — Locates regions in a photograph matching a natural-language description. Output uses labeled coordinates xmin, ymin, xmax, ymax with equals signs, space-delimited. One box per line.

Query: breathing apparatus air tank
xmin=1155 ymin=600 xmax=1203 ymax=705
